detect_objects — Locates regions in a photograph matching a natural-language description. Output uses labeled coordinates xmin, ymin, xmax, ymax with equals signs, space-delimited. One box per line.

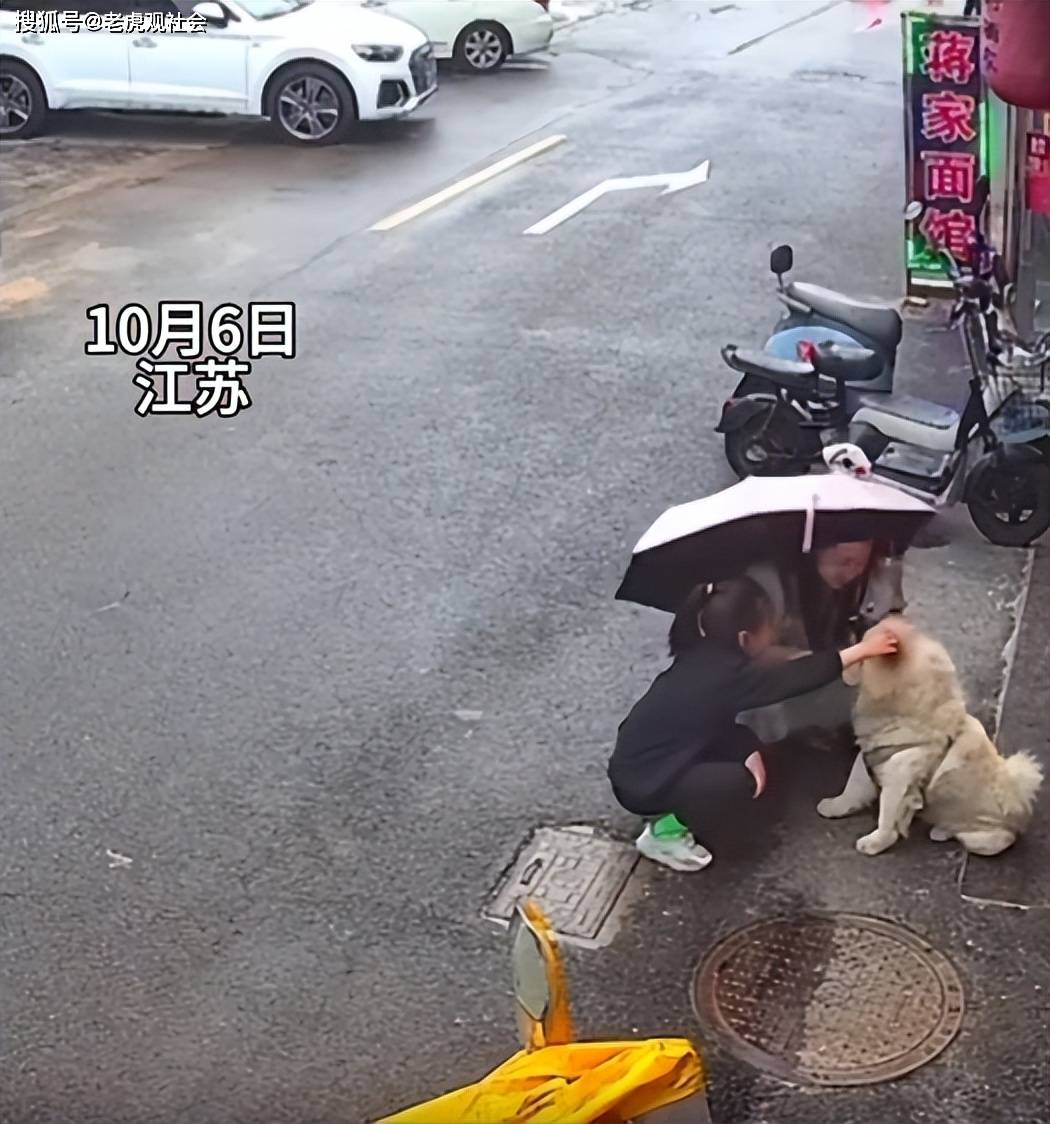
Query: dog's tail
xmin=1003 ymin=751 xmax=1044 ymax=818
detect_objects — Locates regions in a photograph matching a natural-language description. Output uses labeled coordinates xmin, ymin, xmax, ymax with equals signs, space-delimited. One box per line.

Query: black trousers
xmin=662 ymin=760 xmax=761 ymax=853
xmin=653 ymin=735 xmax=858 ymax=857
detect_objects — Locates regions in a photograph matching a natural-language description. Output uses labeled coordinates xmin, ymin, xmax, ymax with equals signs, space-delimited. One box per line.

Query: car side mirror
xmin=770 ymin=244 xmax=793 ymax=278
xmin=193 ymin=1 xmax=227 ymax=26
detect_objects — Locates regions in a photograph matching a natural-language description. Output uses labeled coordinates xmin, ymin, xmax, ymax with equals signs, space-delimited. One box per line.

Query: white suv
xmin=0 ymin=0 xmax=438 ymax=144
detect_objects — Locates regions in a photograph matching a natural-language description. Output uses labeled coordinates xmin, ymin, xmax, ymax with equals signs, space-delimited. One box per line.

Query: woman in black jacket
xmin=609 ymin=576 xmax=897 ymax=870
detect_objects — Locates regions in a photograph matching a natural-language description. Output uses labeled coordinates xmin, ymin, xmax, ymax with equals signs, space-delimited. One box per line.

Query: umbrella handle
xmin=802 ymin=494 xmax=816 ymax=554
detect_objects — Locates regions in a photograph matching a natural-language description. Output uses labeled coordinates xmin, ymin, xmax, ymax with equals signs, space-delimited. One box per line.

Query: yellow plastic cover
xmin=377 ymin=1038 xmax=704 ymax=1124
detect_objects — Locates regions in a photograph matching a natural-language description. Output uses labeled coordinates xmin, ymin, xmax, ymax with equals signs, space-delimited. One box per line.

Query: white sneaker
xmin=635 ymin=823 xmax=713 ymax=872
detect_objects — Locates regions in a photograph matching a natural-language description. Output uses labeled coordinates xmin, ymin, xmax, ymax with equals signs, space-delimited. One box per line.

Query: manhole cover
xmin=692 ymin=913 xmax=964 ymax=1087
xmin=485 ymin=826 xmax=638 ymax=944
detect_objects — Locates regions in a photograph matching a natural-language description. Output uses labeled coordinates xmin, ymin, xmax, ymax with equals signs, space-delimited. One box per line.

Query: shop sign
xmin=903 ymin=11 xmax=989 ymax=295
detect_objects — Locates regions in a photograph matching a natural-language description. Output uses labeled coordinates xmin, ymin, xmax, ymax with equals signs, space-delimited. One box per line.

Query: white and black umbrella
xmin=616 ymin=471 xmax=935 ymax=612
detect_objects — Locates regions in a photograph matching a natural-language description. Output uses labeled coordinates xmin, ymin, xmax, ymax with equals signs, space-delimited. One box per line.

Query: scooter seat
xmin=723 ymin=345 xmax=815 ymax=391
xmin=787 ymin=282 xmax=903 ymax=352
xmin=811 ymin=342 xmax=883 ymax=382
xmin=856 ymin=393 xmax=958 ymax=428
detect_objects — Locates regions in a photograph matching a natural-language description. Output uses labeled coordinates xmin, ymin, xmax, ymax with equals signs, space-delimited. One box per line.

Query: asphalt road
xmin=1 ymin=2 xmax=1043 ymax=1122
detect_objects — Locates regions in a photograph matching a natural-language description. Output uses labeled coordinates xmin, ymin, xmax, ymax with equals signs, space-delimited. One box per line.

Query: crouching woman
xmin=607 ymin=577 xmax=897 ymax=869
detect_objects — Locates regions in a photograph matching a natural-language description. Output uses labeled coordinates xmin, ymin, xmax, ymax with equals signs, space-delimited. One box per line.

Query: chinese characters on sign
xmin=1027 ymin=131 xmax=1050 ymax=218
xmin=15 ymin=9 xmax=207 ymax=32
xmin=903 ymin=12 xmax=987 ymax=293
xmin=85 ymin=302 xmax=297 ymax=418
xmin=980 ymin=0 xmax=1005 ymax=81
xmin=924 ymin=28 xmax=977 ymax=84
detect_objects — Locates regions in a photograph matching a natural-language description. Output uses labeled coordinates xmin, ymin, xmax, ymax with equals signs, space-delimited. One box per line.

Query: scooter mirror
xmin=770 ymin=244 xmax=793 ymax=277
xmin=903 ymin=200 xmax=924 ymax=221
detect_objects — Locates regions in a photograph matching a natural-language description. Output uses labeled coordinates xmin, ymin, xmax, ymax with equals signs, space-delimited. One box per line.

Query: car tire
xmin=268 ymin=63 xmax=356 ymax=146
xmin=0 ymin=59 xmax=48 ymax=140
xmin=454 ymin=21 xmax=511 ymax=73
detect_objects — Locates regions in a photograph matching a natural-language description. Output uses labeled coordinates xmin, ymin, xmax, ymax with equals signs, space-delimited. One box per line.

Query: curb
xmin=992 ymin=546 xmax=1037 ymax=740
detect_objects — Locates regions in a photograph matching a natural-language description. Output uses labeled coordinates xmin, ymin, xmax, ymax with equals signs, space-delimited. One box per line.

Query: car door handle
xmin=132 ymin=35 xmax=157 ymax=47
xmin=21 ymin=33 xmax=44 ymax=44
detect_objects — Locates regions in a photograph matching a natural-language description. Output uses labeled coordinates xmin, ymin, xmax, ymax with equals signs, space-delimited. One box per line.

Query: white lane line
xmin=369 ymin=134 xmax=567 ymax=232
xmin=524 ymin=159 xmax=710 ymax=236
xmin=525 ymin=182 xmax=611 ymax=236
xmin=729 ymin=0 xmax=843 ymax=55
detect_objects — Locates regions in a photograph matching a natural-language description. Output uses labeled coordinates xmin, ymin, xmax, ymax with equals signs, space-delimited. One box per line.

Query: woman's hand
xmin=839 ymin=627 xmax=899 ymax=669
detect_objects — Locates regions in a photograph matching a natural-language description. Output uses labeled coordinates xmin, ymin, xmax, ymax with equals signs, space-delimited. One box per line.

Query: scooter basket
xmin=993 ymin=396 xmax=1050 ymax=438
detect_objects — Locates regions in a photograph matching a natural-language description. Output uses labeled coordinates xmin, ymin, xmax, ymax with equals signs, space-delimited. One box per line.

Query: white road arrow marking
xmin=523 ymin=159 xmax=710 ymax=236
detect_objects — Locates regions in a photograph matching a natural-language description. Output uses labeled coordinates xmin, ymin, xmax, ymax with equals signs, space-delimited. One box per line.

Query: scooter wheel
xmin=723 ymin=403 xmax=813 ymax=478
xmin=967 ymin=460 xmax=1050 ymax=547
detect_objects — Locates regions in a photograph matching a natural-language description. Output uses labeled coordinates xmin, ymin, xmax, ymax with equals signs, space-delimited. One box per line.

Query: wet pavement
xmin=0 ymin=116 xmax=243 ymax=226
xmin=0 ymin=1 xmax=1046 ymax=1122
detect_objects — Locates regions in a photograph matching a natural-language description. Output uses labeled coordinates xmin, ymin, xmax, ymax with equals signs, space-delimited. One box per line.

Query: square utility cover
xmin=486 ymin=826 xmax=638 ymax=943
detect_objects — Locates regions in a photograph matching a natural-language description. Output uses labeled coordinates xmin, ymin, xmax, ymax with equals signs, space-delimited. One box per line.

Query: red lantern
xmin=982 ymin=0 xmax=1050 ymax=110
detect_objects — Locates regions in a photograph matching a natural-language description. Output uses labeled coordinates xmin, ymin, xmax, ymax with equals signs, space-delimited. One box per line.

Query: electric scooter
xmin=716 ymin=177 xmax=1005 ymax=478
xmin=762 ymin=241 xmax=903 ymax=398
xmin=810 ymin=331 xmax=1049 ymax=545
xmin=710 ymin=234 xmax=911 ymax=454
xmin=715 ymin=226 xmax=1050 ymax=546
xmin=718 ymin=246 xmax=908 ymax=477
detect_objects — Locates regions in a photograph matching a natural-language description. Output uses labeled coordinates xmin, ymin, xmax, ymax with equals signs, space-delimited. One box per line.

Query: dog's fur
xmin=817 ymin=617 xmax=1043 ymax=856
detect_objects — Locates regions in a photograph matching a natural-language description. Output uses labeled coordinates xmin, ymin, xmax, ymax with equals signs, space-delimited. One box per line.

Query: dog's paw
xmin=817 ymin=796 xmax=855 ymax=819
xmin=928 ymin=826 xmax=953 ymax=843
xmin=856 ymin=829 xmax=897 ymax=856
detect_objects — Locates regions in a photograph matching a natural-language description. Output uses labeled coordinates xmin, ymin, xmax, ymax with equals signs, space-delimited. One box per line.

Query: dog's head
xmin=844 ymin=618 xmax=963 ymax=712
xmin=842 ymin=616 xmax=920 ymax=693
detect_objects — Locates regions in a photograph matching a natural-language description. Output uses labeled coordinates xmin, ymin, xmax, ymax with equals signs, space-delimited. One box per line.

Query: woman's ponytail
xmin=669 ymin=576 xmax=774 ymax=657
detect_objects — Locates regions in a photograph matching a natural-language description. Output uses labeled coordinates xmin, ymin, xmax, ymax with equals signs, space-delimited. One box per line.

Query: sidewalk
xmin=570 ymin=550 xmax=1049 ymax=1124
xmin=961 ymin=546 xmax=1050 ymax=911
xmin=561 ymin=312 xmax=1047 ymax=1123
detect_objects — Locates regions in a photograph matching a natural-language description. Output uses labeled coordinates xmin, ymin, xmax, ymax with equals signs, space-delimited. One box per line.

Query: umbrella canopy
xmin=616 ymin=474 xmax=935 ymax=612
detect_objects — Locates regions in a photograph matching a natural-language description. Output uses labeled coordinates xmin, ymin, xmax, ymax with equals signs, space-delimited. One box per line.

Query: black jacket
xmin=608 ymin=642 xmax=842 ymax=812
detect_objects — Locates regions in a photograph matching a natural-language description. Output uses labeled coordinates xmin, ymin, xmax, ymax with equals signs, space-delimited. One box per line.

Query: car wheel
xmin=269 ymin=64 xmax=356 ymax=146
xmin=454 ymin=21 xmax=510 ymax=73
xmin=0 ymin=59 xmax=47 ymax=140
